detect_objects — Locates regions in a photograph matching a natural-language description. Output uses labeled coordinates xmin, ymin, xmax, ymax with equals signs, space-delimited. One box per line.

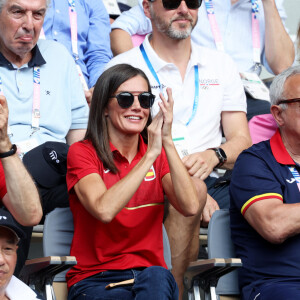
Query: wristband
xmin=0 ymin=144 xmax=17 ymax=158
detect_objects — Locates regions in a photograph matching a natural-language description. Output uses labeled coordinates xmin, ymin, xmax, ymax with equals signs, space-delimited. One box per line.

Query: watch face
xmin=218 ymin=148 xmax=227 ymax=161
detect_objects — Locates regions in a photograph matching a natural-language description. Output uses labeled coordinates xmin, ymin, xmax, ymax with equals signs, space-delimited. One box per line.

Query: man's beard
xmin=150 ymin=6 xmax=197 ymax=40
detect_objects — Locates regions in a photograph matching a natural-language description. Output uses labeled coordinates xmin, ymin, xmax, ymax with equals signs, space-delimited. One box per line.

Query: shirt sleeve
xmin=111 ymin=1 xmax=152 ymax=35
xmin=221 ymin=53 xmax=247 ymax=112
xmin=85 ymin=0 xmax=112 ymax=88
xmin=0 ymin=162 xmax=7 ymax=200
xmin=67 ymin=142 xmax=102 ymax=191
xmin=230 ymin=149 xmax=283 ymax=216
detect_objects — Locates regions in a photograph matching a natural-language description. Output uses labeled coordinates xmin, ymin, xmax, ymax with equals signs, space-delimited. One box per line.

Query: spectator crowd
xmin=0 ymin=0 xmax=299 ymax=299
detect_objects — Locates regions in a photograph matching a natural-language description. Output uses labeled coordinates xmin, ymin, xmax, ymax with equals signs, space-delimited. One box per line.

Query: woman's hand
xmin=146 ymin=110 xmax=163 ymax=159
xmin=158 ymin=87 xmax=173 ymax=144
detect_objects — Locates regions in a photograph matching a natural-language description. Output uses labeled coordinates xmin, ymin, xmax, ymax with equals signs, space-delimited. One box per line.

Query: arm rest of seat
xmin=20 ymin=256 xmax=77 ymax=286
xmin=218 ymin=258 xmax=242 ymax=278
xmin=184 ymin=258 xmax=226 ymax=290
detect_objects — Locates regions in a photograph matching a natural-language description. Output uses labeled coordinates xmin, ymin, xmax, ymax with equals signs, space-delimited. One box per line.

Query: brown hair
xmin=85 ymin=64 xmax=153 ymax=174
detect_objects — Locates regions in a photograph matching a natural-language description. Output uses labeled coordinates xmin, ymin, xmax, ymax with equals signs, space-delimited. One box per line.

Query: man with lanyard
xmin=230 ymin=65 xmax=300 ymax=299
xmin=41 ymin=0 xmax=112 ymax=105
xmin=105 ymin=0 xmax=252 ymax=297
xmin=110 ymin=0 xmax=295 ymax=120
xmin=0 ymin=0 xmax=88 ymax=273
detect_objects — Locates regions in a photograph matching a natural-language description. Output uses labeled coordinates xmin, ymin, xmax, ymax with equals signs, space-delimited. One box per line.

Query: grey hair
xmin=0 ymin=0 xmax=51 ymax=13
xmin=269 ymin=65 xmax=300 ymax=109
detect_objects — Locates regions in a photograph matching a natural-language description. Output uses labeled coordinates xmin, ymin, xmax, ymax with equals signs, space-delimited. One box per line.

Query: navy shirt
xmin=230 ymin=129 xmax=300 ymax=300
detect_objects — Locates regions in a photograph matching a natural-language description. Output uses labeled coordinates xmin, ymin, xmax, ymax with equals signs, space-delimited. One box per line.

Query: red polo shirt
xmin=0 ymin=163 xmax=7 ymax=200
xmin=66 ymin=137 xmax=169 ymax=288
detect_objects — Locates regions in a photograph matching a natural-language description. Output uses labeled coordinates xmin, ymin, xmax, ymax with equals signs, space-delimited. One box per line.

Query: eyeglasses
xmin=109 ymin=92 xmax=155 ymax=109
xmin=277 ymin=98 xmax=300 ymax=105
xmin=149 ymin=0 xmax=202 ymax=10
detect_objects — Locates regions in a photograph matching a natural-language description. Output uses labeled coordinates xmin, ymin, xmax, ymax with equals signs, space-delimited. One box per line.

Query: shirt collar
xmin=142 ymin=34 xmax=204 ymax=73
xmin=270 ymin=129 xmax=295 ymax=165
xmin=142 ymin=34 xmax=169 ymax=73
xmin=190 ymin=40 xmax=206 ymax=67
xmin=0 ymin=45 xmax=46 ymax=70
xmin=109 ymin=135 xmax=147 ymax=161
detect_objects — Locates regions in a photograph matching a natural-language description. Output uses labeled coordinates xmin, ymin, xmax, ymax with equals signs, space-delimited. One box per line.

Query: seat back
xmin=208 ymin=209 xmax=240 ymax=296
xmin=248 ymin=113 xmax=277 ymax=144
xmin=43 ymin=207 xmax=172 ymax=282
xmin=43 ymin=207 xmax=74 ymax=281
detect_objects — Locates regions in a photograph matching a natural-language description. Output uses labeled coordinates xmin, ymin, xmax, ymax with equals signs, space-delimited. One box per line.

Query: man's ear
xmin=143 ymin=0 xmax=151 ymax=19
xmin=271 ymin=105 xmax=285 ymax=127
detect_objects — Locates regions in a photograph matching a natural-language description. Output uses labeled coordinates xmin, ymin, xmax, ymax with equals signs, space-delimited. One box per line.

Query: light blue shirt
xmin=43 ymin=0 xmax=112 ymax=88
xmin=111 ymin=0 xmax=287 ymax=74
xmin=0 ymin=40 xmax=89 ymax=146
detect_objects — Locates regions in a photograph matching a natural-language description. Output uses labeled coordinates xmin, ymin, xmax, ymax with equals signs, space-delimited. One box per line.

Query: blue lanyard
xmin=139 ymin=44 xmax=199 ymax=126
xmin=140 ymin=44 xmax=163 ymax=93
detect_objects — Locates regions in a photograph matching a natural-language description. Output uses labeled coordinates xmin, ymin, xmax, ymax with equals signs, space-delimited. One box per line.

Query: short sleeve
xmin=111 ymin=3 xmax=152 ymax=35
xmin=230 ymin=149 xmax=283 ymax=215
xmin=221 ymin=54 xmax=247 ymax=112
xmin=67 ymin=142 xmax=102 ymax=191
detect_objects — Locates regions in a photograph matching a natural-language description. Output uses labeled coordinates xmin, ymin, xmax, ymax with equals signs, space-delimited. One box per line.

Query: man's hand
xmin=0 ymin=96 xmax=11 ymax=152
xmin=200 ymin=194 xmax=220 ymax=227
xmin=182 ymin=150 xmax=219 ymax=180
xmin=85 ymin=87 xmax=94 ymax=107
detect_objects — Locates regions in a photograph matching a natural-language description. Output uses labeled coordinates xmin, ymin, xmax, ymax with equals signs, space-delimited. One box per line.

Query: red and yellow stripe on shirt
xmin=241 ymin=193 xmax=283 ymax=216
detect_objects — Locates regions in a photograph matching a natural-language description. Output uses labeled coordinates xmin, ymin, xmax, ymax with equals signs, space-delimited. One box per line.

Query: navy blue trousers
xmin=68 ymin=266 xmax=178 ymax=300
xmin=249 ymin=281 xmax=300 ymax=300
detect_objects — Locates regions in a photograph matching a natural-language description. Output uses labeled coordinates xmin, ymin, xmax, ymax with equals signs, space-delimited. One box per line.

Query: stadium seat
xmin=184 ymin=209 xmax=242 ymax=300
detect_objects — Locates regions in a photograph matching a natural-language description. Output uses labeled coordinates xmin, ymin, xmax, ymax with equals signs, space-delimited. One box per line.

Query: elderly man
xmin=230 ymin=65 xmax=300 ymax=300
xmin=0 ymin=0 xmax=88 ymax=273
xmin=106 ymin=0 xmax=252 ymax=296
xmin=0 ymin=209 xmax=42 ymax=299
xmin=0 ymin=95 xmax=42 ymax=278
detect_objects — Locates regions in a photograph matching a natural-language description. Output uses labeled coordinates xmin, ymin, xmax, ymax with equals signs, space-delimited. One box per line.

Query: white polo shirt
xmin=6 ymin=275 xmax=41 ymax=299
xmin=106 ymin=35 xmax=246 ymax=153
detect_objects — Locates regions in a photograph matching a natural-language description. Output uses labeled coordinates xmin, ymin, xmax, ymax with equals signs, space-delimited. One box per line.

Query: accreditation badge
xmin=240 ymin=72 xmax=270 ymax=101
xmin=17 ymin=138 xmax=39 ymax=160
xmin=172 ymin=122 xmax=190 ymax=159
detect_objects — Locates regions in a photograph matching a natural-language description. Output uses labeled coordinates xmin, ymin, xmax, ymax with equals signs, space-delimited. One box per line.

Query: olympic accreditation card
xmin=172 ymin=122 xmax=190 ymax=159
xmin=240 ymin=72 xmax=270 ymax=102
xmin=16 ymin=138 xmax=39 ymax=160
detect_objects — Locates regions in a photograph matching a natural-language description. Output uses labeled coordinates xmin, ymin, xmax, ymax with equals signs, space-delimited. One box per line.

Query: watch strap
xmin=210 ymin=147 xmax=227 ymax=168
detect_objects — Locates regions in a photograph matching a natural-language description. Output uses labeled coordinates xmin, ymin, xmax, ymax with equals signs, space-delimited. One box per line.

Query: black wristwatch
xmin=210 ymin=147 xmax=227 ymax=168
xmin=0 ymin=144 xmax=17 ymax=159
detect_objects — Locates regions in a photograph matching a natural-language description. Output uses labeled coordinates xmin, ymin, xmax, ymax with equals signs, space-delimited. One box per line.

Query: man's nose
xmin=22 ymin=12 xmax=34 ymax=31
xmin=177 ymin=1 xmax=189 ymax=13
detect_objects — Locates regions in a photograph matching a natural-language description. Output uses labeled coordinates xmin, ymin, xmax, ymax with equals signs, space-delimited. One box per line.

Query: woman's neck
xmin=109 ymin=133 xmax=140 ymax=164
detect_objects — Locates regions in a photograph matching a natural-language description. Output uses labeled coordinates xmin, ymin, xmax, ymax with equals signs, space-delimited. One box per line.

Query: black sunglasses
xmin=277 ymin=98 xmax=300 ymax=105
xmin=149 ymin=0 xmax=202 ymax=10
xmin=109 ymin=92 xmax=155 ymax=109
